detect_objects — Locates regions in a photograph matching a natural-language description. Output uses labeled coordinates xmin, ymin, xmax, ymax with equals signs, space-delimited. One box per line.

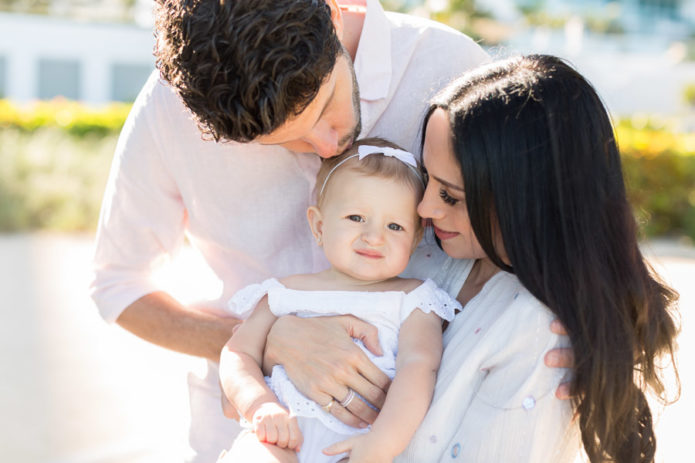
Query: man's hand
xmin=264 ymin=315 xmax=390 ymax=428
xmin=545 ymin=319 xmax=574 ymax=400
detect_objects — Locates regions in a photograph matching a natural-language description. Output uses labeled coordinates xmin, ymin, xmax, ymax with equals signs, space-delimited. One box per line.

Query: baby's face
xmin=318 ymin=169 xmax=421 ymax=282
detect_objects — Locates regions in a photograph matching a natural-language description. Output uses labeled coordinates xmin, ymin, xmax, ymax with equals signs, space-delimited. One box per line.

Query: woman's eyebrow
xmin=432 ymin=174 xmax=465 ymax=192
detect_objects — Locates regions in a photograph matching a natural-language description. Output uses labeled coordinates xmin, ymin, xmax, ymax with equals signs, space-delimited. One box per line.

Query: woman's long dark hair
xmin=425 ymin=55 xmax=680 ymax=462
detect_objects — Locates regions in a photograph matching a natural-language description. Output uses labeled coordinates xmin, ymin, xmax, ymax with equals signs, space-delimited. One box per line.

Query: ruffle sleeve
xmin=225 ymin=278 xmax=284 ymax=319
xmin=401 ymin=278 xmax=460 ymax=323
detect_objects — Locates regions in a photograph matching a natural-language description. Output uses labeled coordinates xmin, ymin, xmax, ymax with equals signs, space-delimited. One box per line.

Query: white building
xmin=0 ymin=12 xmax=155 ymax=104
xmin=473 ymin=0 xmax=695 ymax=116
xmin=1 ymin=1 xmax=694 ymax=114
xmin=481 ymin=0 xmax=695 ymax=35
xmin=543 ymin=0 xmax=694 ymax=35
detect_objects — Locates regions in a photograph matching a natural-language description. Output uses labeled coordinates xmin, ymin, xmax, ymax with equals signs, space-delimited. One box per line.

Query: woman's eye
xmin=347 ymin=215 xmax=364 ymax=222
xmin=439 ymin=189 xmax=459 ymax=206
xmin=388 ymin=223 xmax=404 ymax=231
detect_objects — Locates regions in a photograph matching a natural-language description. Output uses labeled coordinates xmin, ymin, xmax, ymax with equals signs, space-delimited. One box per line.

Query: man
xmin=91 ymin=1 xmax=568 ymax=460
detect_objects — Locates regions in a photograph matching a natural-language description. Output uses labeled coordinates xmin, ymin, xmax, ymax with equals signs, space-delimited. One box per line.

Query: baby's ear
xmin=307 ymin=206 xmax=324 ymax=246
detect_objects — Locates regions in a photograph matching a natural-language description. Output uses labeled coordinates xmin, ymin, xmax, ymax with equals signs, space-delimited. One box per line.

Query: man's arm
xmin=90 ymin=73 xmax=243 ymax=362
xmin=117 ymin=291 xmax=241 ymax=363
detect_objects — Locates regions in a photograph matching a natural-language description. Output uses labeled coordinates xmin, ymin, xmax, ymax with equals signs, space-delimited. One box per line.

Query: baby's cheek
xmin=395 ymin=241 xmax=415 ymax=268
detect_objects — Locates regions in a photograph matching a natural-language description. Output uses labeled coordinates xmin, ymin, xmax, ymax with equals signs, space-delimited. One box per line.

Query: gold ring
xmin=322 ymin=398 xmax=335 ymax=413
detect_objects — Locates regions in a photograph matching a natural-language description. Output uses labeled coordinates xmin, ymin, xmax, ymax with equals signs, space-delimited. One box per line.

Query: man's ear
xmin=307 ymin=206 xmax=325 ymax=246
xmin=325 ymin=0 xmax=344 ymax=40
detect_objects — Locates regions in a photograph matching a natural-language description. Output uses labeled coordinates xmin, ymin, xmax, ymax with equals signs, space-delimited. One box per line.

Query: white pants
xmin=186 ymin=361 xmax=243 ymax=463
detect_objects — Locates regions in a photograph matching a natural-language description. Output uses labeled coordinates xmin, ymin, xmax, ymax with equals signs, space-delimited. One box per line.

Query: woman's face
xmin=417 ymin=108 xmax=487 ymax=261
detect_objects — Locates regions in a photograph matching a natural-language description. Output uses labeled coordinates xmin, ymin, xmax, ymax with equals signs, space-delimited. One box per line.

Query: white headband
xmin=357 ymin=145 xmax=417 ymax=167
xmin=318 ymin=145 xmax=423 ymax=198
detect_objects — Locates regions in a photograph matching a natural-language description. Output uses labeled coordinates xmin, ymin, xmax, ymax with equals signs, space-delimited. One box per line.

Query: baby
xmin=219 ymin=138 xmax=460 ymax=462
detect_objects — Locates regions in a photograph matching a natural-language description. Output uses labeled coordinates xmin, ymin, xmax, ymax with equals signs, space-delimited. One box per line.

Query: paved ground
xmin=1 ymin=234 xmax=692 ymax=462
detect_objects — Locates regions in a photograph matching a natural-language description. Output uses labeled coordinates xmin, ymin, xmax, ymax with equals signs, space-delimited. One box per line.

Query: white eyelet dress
xmin=226 ymin=277 xmax=459 ymax=462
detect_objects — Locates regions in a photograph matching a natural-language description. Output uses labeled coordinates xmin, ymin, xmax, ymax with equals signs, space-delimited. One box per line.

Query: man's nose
xmin=306 ymin=124 xmax=340 ymax=159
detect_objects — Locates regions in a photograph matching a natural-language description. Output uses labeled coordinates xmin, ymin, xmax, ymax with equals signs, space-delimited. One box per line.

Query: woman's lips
xmin=433 ymin=225 xmax=459 ymax=241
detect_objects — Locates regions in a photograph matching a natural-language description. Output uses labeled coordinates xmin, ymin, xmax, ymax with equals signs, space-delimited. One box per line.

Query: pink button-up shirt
xmin=90 ymin=0 xmax=489 ymax=323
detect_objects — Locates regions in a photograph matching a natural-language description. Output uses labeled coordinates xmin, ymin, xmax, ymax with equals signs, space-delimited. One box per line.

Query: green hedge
xmin=0 ymin=128 xmax=118 ymax=231
xmin=0 ymin=99 xmax=131 ymax=136
xmin=0 ymin=100 xmax=126 ymax=231
xmin=616 ymin=117 xmax=695 ymax=241
xmin=0 ymin=100 xmax=694 ymax=240
xmin=684 ymin=83 xmax=695 ymax=108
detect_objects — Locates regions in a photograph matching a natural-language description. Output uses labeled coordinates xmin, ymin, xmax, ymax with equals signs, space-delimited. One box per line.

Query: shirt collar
xmin=353 ymin=0 xmax=392 ymax=101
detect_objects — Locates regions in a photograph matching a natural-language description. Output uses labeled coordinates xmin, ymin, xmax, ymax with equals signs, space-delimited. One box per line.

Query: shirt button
xmin=451 ymin=442 xmax=461 ymax=458
xmin=522 ymin=396 xmax=536 ymax=410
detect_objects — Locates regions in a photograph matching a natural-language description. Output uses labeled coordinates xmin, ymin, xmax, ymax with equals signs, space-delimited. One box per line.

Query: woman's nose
xmin=417 ymin=190 xmax=443 ymax=220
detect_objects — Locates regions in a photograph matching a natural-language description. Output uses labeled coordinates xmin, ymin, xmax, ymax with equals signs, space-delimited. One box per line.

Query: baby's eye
xmin=439 ymin=189 xmax=459 ymax=206
xmin=347 ymin=215 xmax=364 ymax=223
xmin=388 ymin=223 xmax=404 ymax=231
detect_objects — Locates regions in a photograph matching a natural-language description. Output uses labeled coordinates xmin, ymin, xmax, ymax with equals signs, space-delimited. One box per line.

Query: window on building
xmin=0 ymin=56 xmax=6 ymax=99
xmin=638 ymin=0 xmax=680 ymax=19
xmin=111 ymin=63 xmax=152 ymax=102
xmin=38 ymin=58 xmax=81 ymax=100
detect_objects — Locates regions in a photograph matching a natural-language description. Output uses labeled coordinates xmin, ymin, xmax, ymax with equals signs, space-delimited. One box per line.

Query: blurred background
xmin=0 ymin=0 xmax=692 ymax=462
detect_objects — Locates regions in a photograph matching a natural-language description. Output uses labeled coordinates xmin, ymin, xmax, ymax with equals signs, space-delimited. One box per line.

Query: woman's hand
xmin=544 ymin=319 xmax=575 ymax=399
xmin=251 ymin=402 xmax=303 ymax=452
xmin=323 ymin=433 xmax=393 ymax=463
xmin=264 ymin=315 xmax=391 ymax=427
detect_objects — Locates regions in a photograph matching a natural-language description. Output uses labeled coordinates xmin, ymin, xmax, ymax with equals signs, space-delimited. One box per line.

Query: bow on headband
xmin=318 ymin=145 xmax=422 ymax=198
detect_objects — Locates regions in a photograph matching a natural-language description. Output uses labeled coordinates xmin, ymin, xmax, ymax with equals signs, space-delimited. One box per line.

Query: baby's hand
xmin=323 ymin=433 xmax=393 ymax=463
xmin=252 ymin=402 xmax=303 ymax=452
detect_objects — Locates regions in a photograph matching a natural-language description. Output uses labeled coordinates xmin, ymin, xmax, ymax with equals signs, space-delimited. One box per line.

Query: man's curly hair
xmin=155 ymin=0 xmax=342 ymax=142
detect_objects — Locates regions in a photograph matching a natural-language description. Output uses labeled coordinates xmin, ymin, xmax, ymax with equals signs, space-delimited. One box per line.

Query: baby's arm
xmin=324 ymin=309 xmax=444 ymax=462
xmin=219 ymin=296 xmax=302 ymax=451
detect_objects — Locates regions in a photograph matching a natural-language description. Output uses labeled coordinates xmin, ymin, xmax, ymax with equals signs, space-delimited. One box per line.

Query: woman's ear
xmin=325 ymin=0 xmax=344 ymax=40
xmin=307 ymin=206 xmax=324 ymax=246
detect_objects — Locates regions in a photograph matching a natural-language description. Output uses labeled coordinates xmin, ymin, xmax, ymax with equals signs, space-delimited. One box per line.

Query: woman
xmin=398 ymin=54 xmax=679 ymax=462
xmin=222 ymin=55 xmax=679 ymax=462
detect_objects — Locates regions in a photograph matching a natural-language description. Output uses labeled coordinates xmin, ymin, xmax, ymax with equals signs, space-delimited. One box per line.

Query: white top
xmin=398 ymin=247 xmax=582 ymax=462
xmin=88 ymin=0 xmax=490 ymax=322
xmin=225 ymin=277 xmax=459 ymax=436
